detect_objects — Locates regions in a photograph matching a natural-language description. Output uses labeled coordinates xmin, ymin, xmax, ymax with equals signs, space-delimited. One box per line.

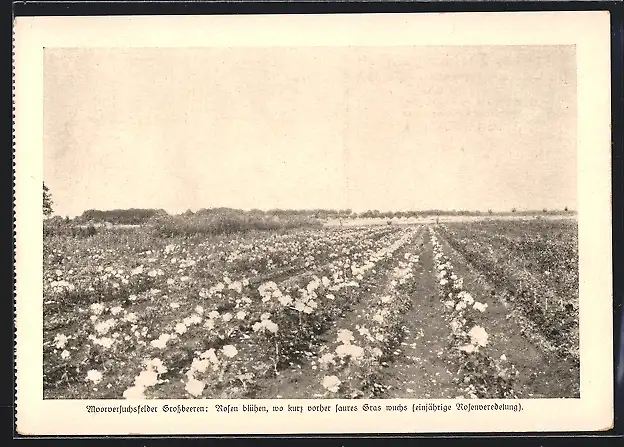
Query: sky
xmin=44 ymin=45 xmax=577 ymax=217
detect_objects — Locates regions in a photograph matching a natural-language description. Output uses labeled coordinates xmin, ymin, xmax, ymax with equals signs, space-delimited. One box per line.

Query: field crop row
xmin=44 ymin=225 xmax=417 ymax=399
xmin=43 ymin=218 xmax=580 ymax=399
xmin=437 ymin=221 xmax=579 ymax=363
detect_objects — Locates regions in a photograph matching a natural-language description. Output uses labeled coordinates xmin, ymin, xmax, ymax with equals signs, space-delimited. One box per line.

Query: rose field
xmin=43 ymin=217 xmax=579 ymax=400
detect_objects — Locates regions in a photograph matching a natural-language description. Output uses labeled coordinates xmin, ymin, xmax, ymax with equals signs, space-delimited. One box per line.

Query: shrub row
xmin=149 ymin=214 xmax=321 ymax=238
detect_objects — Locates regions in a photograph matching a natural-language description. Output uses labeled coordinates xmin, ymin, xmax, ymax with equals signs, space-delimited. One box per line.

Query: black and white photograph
xmin=40 ymin=44 xmax=581 ymax=400
xmin=15 ymin=12 xmax=613 ymax=435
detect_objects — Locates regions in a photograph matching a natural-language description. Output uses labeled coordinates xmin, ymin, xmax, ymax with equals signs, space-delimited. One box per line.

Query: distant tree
xmin=488 ymin=209 xmax=493 ymax=215
xmin=564 ymin=206 xmax=569 ymax=212
xmin=511 ymin=207 xmax=517 ymax=213
xmin=542 ymin=208 xmax=548 ymax=213
xmin=43 ymin=182 xmax=53 ymax=218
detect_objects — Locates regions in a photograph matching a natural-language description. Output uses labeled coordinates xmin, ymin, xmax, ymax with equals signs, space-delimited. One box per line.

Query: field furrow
xmin=43 ymin=217 xmax=580 ymax=400
xmin=431 ymin=227 xmax=579 ymax=398
xmin=437 ymin=223 xmax=579 ymax=364
xmin=252 ymin=227 xmax=424 ymax=398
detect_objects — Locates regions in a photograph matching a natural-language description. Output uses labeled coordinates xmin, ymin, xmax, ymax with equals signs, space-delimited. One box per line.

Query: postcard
xmin=14 ymin=11 xmax=613 ymax=435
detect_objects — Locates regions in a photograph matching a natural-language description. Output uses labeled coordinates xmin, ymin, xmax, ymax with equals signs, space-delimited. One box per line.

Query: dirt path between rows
xmin=380 ymin=227 xmax=459 ymax=399
xmin=253 ymin=227 xmax=426 ymax=399
xmin=247 ymin=223 xmax=579 ymax=399
xmin=435 ymin=229 xmax=580 ymax=398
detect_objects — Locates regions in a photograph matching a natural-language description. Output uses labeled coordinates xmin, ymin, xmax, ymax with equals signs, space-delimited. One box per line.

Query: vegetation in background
xmin=149 ymin=212 xmax=321 ymax=238
xmin=43 ymin=219 xmax=579 ymax=399
xmin=43 ymin=204 xmax=576 ymax=240
xmin=77 ymin=208 xmax=168 ymax=225
xmin=43 ymin=183 xmax=54 ymax=218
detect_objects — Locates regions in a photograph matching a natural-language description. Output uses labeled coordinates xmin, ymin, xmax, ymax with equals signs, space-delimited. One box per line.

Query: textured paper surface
xmin=14 ymin=12 xmax=612 ymax=435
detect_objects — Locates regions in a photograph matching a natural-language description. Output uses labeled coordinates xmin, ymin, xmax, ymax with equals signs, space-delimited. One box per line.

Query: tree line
xmin=42 ymin=183 xmax=574 ymax=225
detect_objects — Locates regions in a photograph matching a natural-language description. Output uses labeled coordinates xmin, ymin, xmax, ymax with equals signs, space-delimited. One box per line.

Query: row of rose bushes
xmin=429 ymin=227 xmax=519 ymax=399
xmin=43 ymin=226 xmax=396 ymax=398
xmin=436 ymin=223 xmax=579 ymax=362
xmin=315 ymin=248 xmax=422 ymax=398
xmin=170 ymin=227 xmax=421 ymax=399
xmin=86 ymin=227 xmax=414 ymax=398
xmin=44 ymin=226 xmax=394 ymax=308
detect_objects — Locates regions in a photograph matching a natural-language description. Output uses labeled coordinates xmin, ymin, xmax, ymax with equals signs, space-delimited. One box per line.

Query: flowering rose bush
xmin=437 ymin=222 xmax=579 ymax=363
xmin=44 ymin=224 xmax=413 ymax=398
xmin=44 ymin=218 xmax=573 ymax=399
xmin=429 ymin=227 xmax=518 ymax=399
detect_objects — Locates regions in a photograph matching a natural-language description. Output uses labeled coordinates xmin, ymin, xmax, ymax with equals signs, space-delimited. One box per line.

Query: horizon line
xmin=51 ymin=205 xmax=578 ymax=218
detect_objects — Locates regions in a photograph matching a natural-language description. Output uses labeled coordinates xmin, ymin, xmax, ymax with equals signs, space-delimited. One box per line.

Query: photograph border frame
xmin=10 ymin=0 xmax=624 ymax=442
